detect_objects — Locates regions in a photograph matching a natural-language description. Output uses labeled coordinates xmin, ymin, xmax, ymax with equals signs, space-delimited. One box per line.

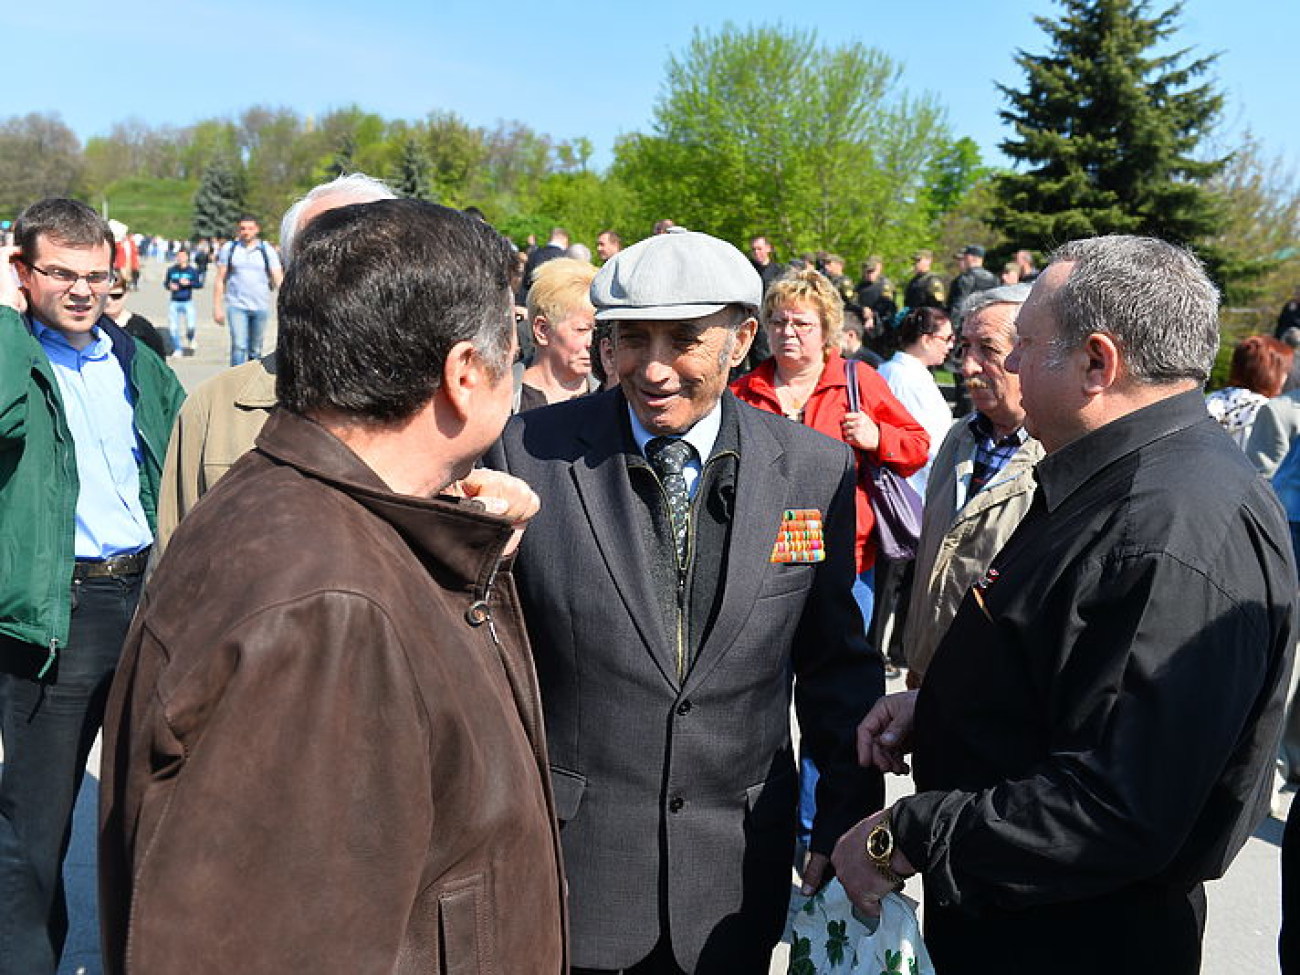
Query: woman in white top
xmin=877 ymin=306 xmax=955 ymax=496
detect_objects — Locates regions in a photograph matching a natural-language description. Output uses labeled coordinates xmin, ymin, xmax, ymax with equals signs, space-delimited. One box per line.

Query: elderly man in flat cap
xmin=487 ymin=231 xmax=882 ymax=974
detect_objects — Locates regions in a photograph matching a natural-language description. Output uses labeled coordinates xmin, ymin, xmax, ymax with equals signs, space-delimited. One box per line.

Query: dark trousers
xmin=0 ymin=574 xmax=141 ymax=975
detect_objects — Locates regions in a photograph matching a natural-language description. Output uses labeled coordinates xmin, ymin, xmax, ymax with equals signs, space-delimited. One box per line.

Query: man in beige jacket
xmin=155 ymin=174 xmax=396 ymax=551
xmin=904 ymin=283 xmax=1042 ymax=685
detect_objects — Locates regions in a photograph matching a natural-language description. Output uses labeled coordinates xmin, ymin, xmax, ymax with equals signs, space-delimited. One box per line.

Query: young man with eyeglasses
xmin=0 ymin=198 xmax=184 ymax=975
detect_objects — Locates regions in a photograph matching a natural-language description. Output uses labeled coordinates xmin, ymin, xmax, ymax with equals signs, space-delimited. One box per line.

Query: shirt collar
xmin=1036 ymin=388 xmax=1208 ymax=512
xmin=966 ymin=410 xmax=1028 ymax=446
xmin=626 ymin=398 xmax=723 ymax=463
xmin=30 ymin=317 xmax=111 ymax=363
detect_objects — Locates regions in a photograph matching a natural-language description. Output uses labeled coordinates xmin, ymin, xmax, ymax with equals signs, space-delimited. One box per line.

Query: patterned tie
xmin=646 ymin=436 xmax=695 ymax=564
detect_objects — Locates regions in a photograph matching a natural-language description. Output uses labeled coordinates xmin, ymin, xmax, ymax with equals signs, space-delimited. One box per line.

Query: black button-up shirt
xmin=893 ymin=390 xmax=1296 ymax=969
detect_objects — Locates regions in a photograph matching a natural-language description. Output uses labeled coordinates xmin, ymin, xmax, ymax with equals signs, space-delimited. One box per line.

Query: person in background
xmin=1205 ymin=335 xmax=1293 ymax=448
xmin=103 ymin=282 xmax=170 ymax=359
xmin=164 ymin=248 xmax=202 ymax=356
xmin=903 ymin=249 xmax=945 ymax=311
xmin=213 ymin=215 xmax=283 ymax=366
xmin=518 ymin=257 xmax=598 ymax=411
xmin=903 ymin=283 xmax=1038 ymax=689
xmin=596 ymin=229 xmax=623 ymax=263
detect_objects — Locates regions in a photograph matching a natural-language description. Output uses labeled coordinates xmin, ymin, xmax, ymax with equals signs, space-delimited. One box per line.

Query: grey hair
xmin=279 ymin=173 xmax=397 ymax=265
xmin=1044 ymin=236 xmax=1220 ymax=384
xmin=960 ymin=282 xmax=1033 ymax=327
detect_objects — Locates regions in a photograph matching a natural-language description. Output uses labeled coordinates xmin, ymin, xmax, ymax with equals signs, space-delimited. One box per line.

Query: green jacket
xmin=0 ymin=306 xmax=185 ymax=669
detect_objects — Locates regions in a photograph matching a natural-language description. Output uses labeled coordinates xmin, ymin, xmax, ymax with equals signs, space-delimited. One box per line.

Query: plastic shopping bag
xmin=788 ymin=879 xmax=934 ymax=974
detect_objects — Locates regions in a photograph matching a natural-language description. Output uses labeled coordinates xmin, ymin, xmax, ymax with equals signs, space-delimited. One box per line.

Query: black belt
xmin=73 ymin=549 xmax=150 ymax=580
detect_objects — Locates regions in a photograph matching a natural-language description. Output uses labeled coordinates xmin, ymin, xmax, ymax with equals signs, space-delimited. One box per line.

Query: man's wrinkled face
xmin=959 ymin=303 xmax=1024 ymax=433
xmin=614 ymin=309 xmax=755 ymax=436
xmin=16 ymin=237 xmax=113 ymax=348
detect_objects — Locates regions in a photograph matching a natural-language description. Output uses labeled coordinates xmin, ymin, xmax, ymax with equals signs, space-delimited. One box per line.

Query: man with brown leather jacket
xmin=99 ymin=200 xmax=566 ymax=974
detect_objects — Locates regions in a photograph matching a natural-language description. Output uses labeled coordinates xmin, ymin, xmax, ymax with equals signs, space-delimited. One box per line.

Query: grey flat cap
xmin=590 ymin=231 xmax=762 ymax=321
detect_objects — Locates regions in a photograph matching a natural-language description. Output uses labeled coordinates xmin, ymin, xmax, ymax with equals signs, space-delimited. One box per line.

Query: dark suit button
xmin=464 ymin=601 xmax=490 ymax=626
xmin=676 ymin=700 xmax=692 ymax=716
xmin=669 ymin=796 xmax=685 ymax=813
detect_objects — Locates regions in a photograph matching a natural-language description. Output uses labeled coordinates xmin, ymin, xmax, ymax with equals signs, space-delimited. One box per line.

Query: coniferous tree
xmin=392 ymin=137 xmax=434 ymax=202
xmin=326 ymin=134 xmax=356 ymax=180
xmin=191 ymin=154 xmax=245 ymax=238
xmin=991 ymin=0 xmax=1225 ymax=253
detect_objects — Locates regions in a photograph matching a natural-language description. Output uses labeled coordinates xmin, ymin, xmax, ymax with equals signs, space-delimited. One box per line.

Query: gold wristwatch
xmin=865 ymin=814 xmax=906 ymax=887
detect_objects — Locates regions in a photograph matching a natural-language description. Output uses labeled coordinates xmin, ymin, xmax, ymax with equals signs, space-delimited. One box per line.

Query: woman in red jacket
xmin=732 ymin=266 xmax=928 ymax=858
xmin=731 ymin=267 xmax=929 ymax=620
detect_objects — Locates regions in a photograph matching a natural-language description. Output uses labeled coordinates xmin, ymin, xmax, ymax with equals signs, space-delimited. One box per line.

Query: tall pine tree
xmin=191 ymin=154 xmax=245 ymax=238
xmin=392 ymin=137 xmax=434 ymax=202
xmin=991 ymin=0 xmax=1225 ymax=253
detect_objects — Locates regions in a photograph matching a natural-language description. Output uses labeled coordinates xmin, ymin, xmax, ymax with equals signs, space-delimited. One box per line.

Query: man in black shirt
xmin=835 ymin=235 xmax=1297 ymax=974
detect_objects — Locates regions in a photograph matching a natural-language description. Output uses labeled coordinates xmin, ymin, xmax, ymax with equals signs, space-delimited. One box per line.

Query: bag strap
xmin=844 ymin=357 xmax=861 ymax=413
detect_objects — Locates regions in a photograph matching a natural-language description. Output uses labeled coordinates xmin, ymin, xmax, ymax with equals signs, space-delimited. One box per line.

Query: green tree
xmin=391 ymin=136 xmax=434 ymax=201
xmin=611 ymin=24 xmax=949 ymax=261
xmin=0 ymin=113 xmax=83 ymax=216
xmin=991 ymin=0 xmax=1226 ymax=250
xmin=191 ymin=153 xmax=246 ymax=239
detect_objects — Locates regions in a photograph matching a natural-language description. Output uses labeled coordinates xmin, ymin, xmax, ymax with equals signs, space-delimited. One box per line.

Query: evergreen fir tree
xmin=392 ymin=137 xmax=434 ymax=201
xmin=326 ymin=134 xmax=356 ymax=180
xmin=991 ymin=0 xmax=1225 ymax=253
xmin=191 ymin=154 xmax=246 ymax=239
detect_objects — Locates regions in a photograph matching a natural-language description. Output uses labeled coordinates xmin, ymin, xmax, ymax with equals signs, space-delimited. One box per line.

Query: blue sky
xmin=3 ymin=0 xmax=1295 ymax=175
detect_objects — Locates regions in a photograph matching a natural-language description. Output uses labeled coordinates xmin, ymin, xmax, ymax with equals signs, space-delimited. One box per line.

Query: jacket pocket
xmin=549 ymin=766 xmax=587 ymax=823
xmin=438 ymin=875 xmax=491 ymax=975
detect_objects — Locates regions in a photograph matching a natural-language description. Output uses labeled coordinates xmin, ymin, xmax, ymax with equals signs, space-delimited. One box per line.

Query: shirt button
xmin=464 ymin=601 xmax=490 ymax=626
xmin=676 ymin=700 xmax=692 ymax=716
xmin=668 ymin=796 xmax=685 ymax=813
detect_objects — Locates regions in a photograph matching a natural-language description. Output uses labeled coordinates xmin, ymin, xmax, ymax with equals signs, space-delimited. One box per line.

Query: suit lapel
xmin=570 ymin=398 xmax=679 ymax=689
xmin=685 ymin=404 xmax=787 ymax=694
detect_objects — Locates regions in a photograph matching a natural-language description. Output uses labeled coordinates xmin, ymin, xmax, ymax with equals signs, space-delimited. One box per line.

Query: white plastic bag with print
xmin=788 ymin=879 xmax=935 ymax=975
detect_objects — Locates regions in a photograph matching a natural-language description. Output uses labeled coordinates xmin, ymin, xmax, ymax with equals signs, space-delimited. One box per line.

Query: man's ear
xmin=1081 ymin=332 xmax=1121 ymax=394
xmin=728 ymin=316 xmax=758 ymax=367
xmin=440 ymin=340 xmax=482 ymax=422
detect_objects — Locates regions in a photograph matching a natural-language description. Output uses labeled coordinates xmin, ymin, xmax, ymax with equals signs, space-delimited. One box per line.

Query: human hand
xmin=841 ymin=411 xmax=880 ymax=451
xmin=447 ymin=468 xmax=541 ymax=556
xmin=856 ymin=690 xmax=917 ymax=774
xmin=799 ymin=851 xmax=832 ymax=896
xmin=213 ymin=304 xmax=225 ymax=326
xmin=1 ymin=247 xmax=27 ymax=313
xmin=831 ymin=808 xmax=915 ymax=917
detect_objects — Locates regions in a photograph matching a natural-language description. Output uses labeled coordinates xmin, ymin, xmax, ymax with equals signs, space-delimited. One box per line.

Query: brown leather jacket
xmin=100 ymin=409 xmax=566 ymax=974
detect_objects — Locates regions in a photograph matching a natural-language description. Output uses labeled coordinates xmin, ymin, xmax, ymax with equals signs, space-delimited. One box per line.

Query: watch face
xmin=866 ymin=823 xmax=893 ymax=861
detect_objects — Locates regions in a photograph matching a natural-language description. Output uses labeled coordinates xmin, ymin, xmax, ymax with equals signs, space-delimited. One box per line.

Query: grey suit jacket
xmin=486 ymin=389 xmax=883 ymax=972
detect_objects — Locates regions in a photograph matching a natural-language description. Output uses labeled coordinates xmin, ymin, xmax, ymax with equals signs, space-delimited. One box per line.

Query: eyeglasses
xmin=22 ymin=261 xmax=117 ymax=292
xmin=107 ymin=291 xmax=127 ymax=300
xmin=933 ymin=332 xmax=956 ymax=345
xmin=768 ymin=318 xmax=820 ymax=335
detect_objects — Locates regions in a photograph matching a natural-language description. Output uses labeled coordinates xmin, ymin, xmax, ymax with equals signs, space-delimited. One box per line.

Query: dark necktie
xmin=646 ymin=437 xmax=695 ymax=564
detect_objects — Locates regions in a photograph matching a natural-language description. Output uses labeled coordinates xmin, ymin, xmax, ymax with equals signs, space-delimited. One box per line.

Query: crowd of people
xmin=2 ymin=177 xmax=1300 ymax=975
